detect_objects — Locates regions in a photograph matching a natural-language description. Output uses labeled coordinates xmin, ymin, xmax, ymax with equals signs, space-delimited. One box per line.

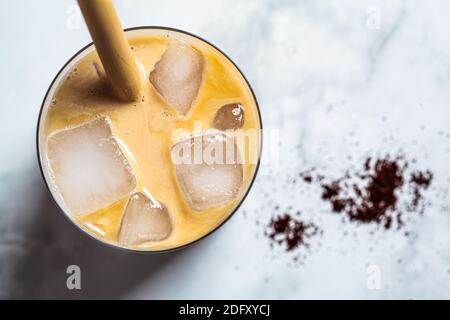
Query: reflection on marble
xmin=0 ymin=0 xmax=449 ymax=299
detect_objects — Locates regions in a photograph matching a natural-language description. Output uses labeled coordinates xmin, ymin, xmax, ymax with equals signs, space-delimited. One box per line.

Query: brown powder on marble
xmin=266 ymin=213 xmax=319 ymax=251
xmin=303 ymin=155 xmax=433 ymax=230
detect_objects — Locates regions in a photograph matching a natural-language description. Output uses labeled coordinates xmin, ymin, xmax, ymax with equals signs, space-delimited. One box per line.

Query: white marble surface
xmin=1 ymin=0 xmax=450 ymax=299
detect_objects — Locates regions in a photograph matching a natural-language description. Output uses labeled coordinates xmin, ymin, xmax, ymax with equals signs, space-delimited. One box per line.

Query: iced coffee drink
xmin=38 ymin=28 xmax=261 ymax=251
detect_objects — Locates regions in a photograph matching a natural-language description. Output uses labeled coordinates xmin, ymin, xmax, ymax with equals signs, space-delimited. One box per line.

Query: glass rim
xmin=36 ymin=26 xmax=263 ymax=254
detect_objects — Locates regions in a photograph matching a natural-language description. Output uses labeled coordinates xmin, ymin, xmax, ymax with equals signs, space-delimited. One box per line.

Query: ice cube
xmin=118 ymin=191 xmax=172 ymax=246
xmin=149 ymin=40 xmax=204 ymax=115
xmin=47 ymin=117 xmax=136 ymax=215
xmin=213 ymin=103 xmax=245 ymax=130
xmin=171 ymin=132 xmax=243 ymax=211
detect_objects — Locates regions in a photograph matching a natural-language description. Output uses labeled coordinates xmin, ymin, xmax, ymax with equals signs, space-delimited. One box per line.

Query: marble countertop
xmin=1 ymin=0 xmax=449 ymax=299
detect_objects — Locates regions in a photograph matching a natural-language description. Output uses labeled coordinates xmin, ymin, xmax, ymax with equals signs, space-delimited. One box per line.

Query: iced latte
xmin=38 ymin=28 xmax=261 ymax=251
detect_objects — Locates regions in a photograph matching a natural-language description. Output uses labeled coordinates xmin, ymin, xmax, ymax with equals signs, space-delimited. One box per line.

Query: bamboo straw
xmin=78 ymin=0 xmax=142 ymax=102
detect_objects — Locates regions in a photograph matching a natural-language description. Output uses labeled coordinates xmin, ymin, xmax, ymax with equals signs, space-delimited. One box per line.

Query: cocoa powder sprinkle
xmin=309 ymin=155 xmax=432 ymax=229
xmin=266 ymin=213 xmax=319 ymax=251
xmin=262 ymin=154 xmax=434 ymax=262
